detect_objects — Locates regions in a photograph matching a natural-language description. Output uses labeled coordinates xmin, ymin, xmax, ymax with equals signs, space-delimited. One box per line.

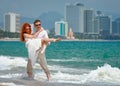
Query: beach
xmin=0 ymin=38 xmax=20 ymax=41
xmin=0 ymin=78 xmax=82 ymax=86
xmin=0 ymin=78 xmax=119 ymax=86
xmin=0 ymin=78 xmax=86 ymax=86
xmin=0 ymin=78 xmax=55 ymax=86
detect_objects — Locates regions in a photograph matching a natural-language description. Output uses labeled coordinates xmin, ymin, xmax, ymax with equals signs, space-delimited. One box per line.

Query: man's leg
xmin=27 ymin=59 xmax=33 ymax=78
xmin=37 ymin=53 xmax=50 ymax=80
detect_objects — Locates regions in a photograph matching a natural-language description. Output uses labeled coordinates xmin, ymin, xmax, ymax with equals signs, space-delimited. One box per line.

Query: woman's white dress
xmin=25 ymin=38 xmax=42 ymax=66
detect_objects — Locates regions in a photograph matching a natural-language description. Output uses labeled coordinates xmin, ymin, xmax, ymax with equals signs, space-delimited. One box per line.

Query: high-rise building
xmin=65 ymin=3 xmax=85 ymax=33
xmin=112 ymin=18 xmax=120 ymax=35
xmin=4 ymin=12 xmax=20 ymax=33
xmin=84 ymin=9 xmax=94 ymax=34
xmin=94 ymin=18 xmax=99 ymax=34
xmin=55 ymin=20 xmax=68 ymax=37
xmin=96 ymin=15 xmax=112 ymax=36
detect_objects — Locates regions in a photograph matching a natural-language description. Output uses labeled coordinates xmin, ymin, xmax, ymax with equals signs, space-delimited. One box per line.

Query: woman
xmin=20 ymin=22 xmax=60 ymax=80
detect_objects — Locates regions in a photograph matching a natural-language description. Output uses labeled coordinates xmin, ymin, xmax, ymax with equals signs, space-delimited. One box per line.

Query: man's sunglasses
xmin=35 ymin=24 xmax=41 ymax=26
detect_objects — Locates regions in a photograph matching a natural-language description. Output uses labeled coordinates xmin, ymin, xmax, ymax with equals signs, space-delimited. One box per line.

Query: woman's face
xmin=25 ymin=26 xmax=31 ymax=34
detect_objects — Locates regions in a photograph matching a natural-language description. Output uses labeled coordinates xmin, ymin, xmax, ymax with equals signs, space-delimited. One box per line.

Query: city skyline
xmin=0 ymin=0 xmax=120 ymax=22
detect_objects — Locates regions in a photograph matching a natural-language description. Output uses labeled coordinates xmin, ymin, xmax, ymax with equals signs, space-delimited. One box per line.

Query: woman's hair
xmin=20 ymin=22 xmax=32 ymax=42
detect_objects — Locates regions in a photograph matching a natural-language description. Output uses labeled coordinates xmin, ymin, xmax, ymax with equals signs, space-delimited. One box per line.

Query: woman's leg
xmin=40 ymin=38 xmax=61 ymax=54
xmin=27 ymin=59 xmax=33 ymax=78
xmin=42 ymin=37 xmax=61 ymax=43
xmin=36 ymin=38 xmax=61 ymax=54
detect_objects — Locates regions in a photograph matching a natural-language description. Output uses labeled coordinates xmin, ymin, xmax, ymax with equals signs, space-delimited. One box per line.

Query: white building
xmin=55 ymin=20 xmax=68 ymax=37
xmin=4 ymin=12 xmax=20 ymax=33
xmin=65 ymin=3 xmax=85 ymax=33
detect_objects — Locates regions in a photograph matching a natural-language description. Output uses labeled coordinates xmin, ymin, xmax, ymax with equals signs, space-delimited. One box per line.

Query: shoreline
xmin=0 ymin=38 xmax=20 ymax=41
xmin=62 ymin=39 xmax=120 ymax=42
xmin=0 ymin=78 xmax=119 ymax=86
xmin=0 ymin=38 xmax=120 ymax=42
xmin=0 ymin=78 xmax=83 ymax=86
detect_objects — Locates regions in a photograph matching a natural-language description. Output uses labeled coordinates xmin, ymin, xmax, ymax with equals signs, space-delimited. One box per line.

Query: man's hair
xmin=34 ymin=19 xmax=41 ymax=25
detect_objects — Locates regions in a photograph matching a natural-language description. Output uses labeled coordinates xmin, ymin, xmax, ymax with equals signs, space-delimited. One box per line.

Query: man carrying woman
xmin=20 ymin=20 xmax=61 ymax=81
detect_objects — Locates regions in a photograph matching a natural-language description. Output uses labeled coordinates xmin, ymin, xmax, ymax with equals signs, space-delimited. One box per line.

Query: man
xmin=27 ymin=19 xmax=50 ymax=80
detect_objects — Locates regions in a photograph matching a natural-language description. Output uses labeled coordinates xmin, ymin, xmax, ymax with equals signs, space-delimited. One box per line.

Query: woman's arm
xmin=24 ymin=33 xmax=36 ymax=38
xmin=24 ymin=30 xmax=41 ymax=38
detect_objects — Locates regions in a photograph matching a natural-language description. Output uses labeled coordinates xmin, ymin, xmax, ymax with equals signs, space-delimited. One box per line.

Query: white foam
xmin=34 ymin=64 xmax=120 ymax=84
xmin=0 ymin=73 xmax=22 ymax=78
xmin=0 ymin=56 xmax=120 ymax=85
xmin=0 ymin=55 xmax=27 ymax=70
xmin=82 ymin=64 xmax=120 ymax=83
xmin=48 ymin=58 xmax=101 ymax=62
xmin=48 ymin=65 xmax=89 ymax=74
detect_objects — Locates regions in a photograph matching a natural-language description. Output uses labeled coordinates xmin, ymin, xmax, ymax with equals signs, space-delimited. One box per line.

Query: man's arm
xmin=44 ymin=30 xmax=49 ymax=38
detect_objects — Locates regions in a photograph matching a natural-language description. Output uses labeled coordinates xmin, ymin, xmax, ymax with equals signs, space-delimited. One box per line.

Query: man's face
xmin=34 ymin=22 xmax=41 ymax=31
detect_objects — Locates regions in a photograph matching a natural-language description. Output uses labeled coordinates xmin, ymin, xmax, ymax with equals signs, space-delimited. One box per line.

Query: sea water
xmin=0 ymin=41 xmax=120 ymax=85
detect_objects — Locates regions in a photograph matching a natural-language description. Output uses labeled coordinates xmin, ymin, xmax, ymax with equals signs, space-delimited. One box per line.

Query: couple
xmin=20 ymin=19 xmax=61 ymax=81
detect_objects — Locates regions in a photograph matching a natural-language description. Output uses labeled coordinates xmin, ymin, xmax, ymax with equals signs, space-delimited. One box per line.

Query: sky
xmin=0 ymin=0 xmax=120 ymax=20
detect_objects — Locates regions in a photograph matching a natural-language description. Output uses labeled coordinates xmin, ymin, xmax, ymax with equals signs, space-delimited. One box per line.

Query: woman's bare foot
xmin=53 ymin=37 xmax=61 ymax=42
xmin=40 ymin=48 xmax=45 ymax=54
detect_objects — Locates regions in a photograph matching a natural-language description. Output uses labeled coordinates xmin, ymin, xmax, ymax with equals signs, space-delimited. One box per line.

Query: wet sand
xmin=0 ymin=78 xmax=52 ymax=86
xmin=0 ymin=78 xmax=119 ymax=86
xmin=0 ymin=78 xmax=80 ymax=86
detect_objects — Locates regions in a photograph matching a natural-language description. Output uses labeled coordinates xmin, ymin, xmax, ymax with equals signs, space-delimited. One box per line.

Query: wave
xmin=0 ymin=55 xmax=101 ymax=70
xmin=35 ymin=64 xmax=120 ymax=84
xmin=48 ymin=58 xmax=102 ymax=62
xmin=0 ymin=55 xmax=120 ymax=84
xmin=81 ymin=64 xmax=120 ymax=83
xmin=0 ymin=55 xmax=27 ymax=70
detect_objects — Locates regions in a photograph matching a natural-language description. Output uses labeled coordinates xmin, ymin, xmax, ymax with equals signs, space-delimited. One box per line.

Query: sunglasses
xmin=35 ymin=24 xmax=41 ymax=26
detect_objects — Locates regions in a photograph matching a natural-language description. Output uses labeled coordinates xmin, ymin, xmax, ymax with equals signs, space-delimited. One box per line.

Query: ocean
xmin=0 ymin=40 xmax=120 ymax=86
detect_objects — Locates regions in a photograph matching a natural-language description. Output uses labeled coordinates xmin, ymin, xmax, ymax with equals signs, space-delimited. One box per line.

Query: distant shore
xmin=0 ymin=38 xmax=120 ymax=42
xmin=61 ymin=39 xmax=120 ymax=42
xmin=0 ymin=38 xmax=20 ymax=41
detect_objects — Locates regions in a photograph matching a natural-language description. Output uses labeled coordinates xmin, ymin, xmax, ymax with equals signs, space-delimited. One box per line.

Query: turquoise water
xmin=47 ymin=41 xmax=120 ymax=69
xmin=0 ymin=41 xmax=120 ymax=69
xmin=0 ymin=41 xmax=120 ymax=85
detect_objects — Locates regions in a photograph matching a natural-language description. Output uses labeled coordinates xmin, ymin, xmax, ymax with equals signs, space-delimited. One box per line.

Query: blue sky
xmin=0 ymin=0 xmax=120 ymax=19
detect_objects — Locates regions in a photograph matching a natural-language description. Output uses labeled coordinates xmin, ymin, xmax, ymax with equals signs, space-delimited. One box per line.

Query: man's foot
xmin=27 ymin=71 xmax=33 ymax=79
xmin=47 ymin=74 xmax=51 ymax=81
